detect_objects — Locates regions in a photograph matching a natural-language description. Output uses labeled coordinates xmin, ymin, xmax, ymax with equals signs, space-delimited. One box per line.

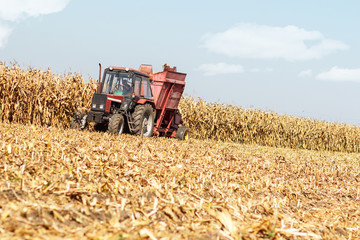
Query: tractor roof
xmin=107 ymin=66 xmax=149 ymax=77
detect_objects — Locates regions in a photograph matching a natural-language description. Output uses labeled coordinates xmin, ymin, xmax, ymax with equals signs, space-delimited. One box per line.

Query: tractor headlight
xmin=99 ymin=104 xmax=104 ymax=109
xmin=92 ymin=104 xmax=96 ymax=109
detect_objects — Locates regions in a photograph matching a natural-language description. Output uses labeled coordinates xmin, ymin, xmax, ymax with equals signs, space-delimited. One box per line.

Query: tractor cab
xmin=101 ymin=70 xmax=133 ymax=96
xmin=89 ymin=67 xmax=154 ymax=114
xmin=100 ymin=67 xmax=153 ymax=99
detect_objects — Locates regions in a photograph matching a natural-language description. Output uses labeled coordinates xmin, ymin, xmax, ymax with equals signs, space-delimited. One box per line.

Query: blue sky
xmin=1 ymin=0 xmax=360 ymax=124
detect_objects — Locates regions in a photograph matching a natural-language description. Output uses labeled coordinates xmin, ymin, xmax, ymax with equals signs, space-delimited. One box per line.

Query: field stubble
xmin=0 ymin=122 xmax=359 ymax=239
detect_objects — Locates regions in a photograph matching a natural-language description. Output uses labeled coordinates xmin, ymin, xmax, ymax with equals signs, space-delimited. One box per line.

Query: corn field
xmin=2 ymin=63 xmax=360 ymax=153
xmin=0 ymin=63 xmax=95 ymax=127
xmin=179 ymin=98 xmax=360 ymax=152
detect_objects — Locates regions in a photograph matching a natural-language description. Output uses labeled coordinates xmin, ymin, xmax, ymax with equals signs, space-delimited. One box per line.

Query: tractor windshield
xmin=101 ymin=71 xmax=133 ymax=96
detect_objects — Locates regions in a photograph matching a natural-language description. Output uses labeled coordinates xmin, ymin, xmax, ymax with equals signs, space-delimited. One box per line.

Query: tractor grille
xmin=91 ymin=94 xmax=107 ymax=111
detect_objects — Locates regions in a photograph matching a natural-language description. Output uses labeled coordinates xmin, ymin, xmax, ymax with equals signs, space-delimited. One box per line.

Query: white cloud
xmin=316 ymin=66 xmax=360 ymax=82
xmin=197 ymin=63 xmax=244 ymax=76
xmin=202 ymin=23 xmax=348 ymax=61
xmin=0 ymin=0 xmax=71 ymax=48
xmin=0 ymin=0 xmax=71 ymax=21
xmin=0 ymin=23 xmax=12 ymax=48
xmin=298 ymin=69 xmax=313 ymax=78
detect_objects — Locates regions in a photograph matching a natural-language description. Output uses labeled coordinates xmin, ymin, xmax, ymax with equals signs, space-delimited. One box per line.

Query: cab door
xmin=134 ymin=75 xmax=153 ymax=100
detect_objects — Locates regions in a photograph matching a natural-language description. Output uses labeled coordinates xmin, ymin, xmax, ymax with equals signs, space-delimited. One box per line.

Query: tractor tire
xmin=131 ymin=104 xmax=154 ymax=137
xmin=108 ymin=114 xmax=125 ymax=135
xmin=176 ymin=126 xmax=190 ymax=141
xmin=70 ymin=110 xmax=87 ymax=130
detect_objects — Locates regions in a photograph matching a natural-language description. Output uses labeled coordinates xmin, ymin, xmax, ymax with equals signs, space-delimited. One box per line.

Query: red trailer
xmin=71 ymin=64 xmax=189 ymax=140
xmin=151 ymin=64 xmax=187 ymax=137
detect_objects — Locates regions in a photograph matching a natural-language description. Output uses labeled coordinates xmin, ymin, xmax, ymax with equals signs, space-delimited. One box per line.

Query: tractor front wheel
xmin=108 ymin=114 xmax=125 ymax=135
xmin=132 ymin=104 xmax=155 ymax=137
xmin=70 ymin=109 xmax=87 ymax=130
xmin=176 ymin=126 xmax=190 ymax=141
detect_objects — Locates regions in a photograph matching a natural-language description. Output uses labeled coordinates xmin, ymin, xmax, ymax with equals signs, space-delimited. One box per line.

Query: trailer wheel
xmin=132 ymin=104 xmax=154 ymax=137
xmin=70 ymin=110 xmax=87 ymax=130
xmin=108 ymin=114 xmax=125 ymax=135
xmin=176 ymin=126 xmax=190 ymax=141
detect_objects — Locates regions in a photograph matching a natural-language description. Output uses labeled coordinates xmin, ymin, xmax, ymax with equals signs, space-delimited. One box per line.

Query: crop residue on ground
xmin=0 ymin=122 xmax=359 ymax=239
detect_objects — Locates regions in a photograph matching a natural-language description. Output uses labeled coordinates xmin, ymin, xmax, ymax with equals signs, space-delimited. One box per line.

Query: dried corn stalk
xmin=0 ymin=62 xmax=96 ymax=128
xmin=179 ymin=97 xmax=360 ymax=153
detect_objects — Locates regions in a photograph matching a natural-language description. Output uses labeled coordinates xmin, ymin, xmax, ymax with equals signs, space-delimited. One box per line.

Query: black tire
xmin=131 ymin=104 xmax=155 ymax=137
xmin=176 ymin=126 xmax=190 ymax=141
xmin=108 ymin=114 xmax=125 ymax=135
xmin=70 ymin=110 xmax=87 ymax=130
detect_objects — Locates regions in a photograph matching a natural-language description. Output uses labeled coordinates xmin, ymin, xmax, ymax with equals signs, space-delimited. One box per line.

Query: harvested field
xmin=0 ymin=121 xmax=359 ymax=239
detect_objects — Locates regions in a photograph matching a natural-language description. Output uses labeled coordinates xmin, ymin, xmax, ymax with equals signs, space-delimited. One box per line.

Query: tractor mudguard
xmin=137 ymin=99 xmax=147 ymax=104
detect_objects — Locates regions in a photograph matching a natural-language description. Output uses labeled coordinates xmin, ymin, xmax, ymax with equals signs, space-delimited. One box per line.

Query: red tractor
xmin=71 ymin=64 xmax=189 ymax=140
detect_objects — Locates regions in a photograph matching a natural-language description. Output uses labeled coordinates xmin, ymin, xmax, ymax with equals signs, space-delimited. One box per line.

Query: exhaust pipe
xmin=98 ymin=63 xmax=102 ymax=93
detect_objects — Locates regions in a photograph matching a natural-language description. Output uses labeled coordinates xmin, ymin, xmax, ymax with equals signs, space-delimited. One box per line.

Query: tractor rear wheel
xmin=176 ymin=126 xmax=190 ymax=141
xmin=70 ymin=110 xmax=87 ymax=130
xmin=131 ymin=104 xmax=154 ymax=137
xmin=108 ymin=114 xmax=125 ymax=135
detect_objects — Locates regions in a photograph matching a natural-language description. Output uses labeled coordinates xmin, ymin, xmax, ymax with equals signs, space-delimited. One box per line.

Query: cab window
xmin=134 ymin=75 xmax=153 ymax=98
xmin=141 ymin=77 xmax=153 ymax=99
xmin=134 ymin=76 xmax=142 ymax=97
